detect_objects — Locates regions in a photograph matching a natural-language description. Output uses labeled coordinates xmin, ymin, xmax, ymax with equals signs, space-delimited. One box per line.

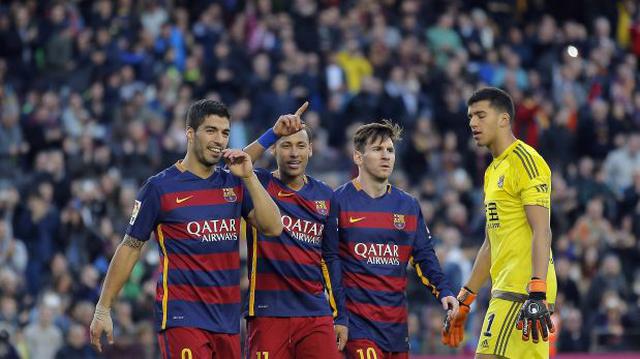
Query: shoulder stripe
xmin=512 ymin=148 xmax=534 ymax=179
xmin=516 ymin=145 xmax=539 ymax=177
xmin=518 ymin=144 xmax=540 ymax=176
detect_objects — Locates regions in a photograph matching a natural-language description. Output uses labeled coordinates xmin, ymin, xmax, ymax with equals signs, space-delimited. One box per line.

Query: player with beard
xmin=328 ymin=120 xmax=458 ymax=358
xmin=241 ymin=102 xmax=348 ymax=358
xmin=90 ymin=99 xmax=283 ymax=358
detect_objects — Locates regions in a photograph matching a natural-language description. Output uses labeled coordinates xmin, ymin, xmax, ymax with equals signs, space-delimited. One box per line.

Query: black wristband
xmin=528 ymin=291 xmax=546 ymax=300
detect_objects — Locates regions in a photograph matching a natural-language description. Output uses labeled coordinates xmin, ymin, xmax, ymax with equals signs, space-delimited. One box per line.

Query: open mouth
xmin=207 ymin=146 xmax=223 ymax=154
xmin=472 ymin=130 xmax=482 ymax=138
xmin=287 ymin=160 xmax=302 ymax=169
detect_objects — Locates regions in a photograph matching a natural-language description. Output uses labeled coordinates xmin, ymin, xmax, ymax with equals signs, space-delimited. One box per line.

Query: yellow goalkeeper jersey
xmin=483 ymin=139 xmax=557 ymax=303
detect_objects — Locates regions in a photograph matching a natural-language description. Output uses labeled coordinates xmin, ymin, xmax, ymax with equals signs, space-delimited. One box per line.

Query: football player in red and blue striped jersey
xmin=90 ymin=99 xmax=283 ymax=358
xmin=328 ymin=120 xmax=459 ymax=358
xmin=242 ymin=102 xmax=347 ymax=359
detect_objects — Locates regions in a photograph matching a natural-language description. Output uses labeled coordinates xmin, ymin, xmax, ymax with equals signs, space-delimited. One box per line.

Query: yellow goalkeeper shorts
xmin=475 ymin=297 xmax=549 ymax=359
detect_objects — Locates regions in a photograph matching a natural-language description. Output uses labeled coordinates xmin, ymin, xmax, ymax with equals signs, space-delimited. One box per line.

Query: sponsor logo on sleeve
xmin=129 ymin=200 xmax=141 ymax=225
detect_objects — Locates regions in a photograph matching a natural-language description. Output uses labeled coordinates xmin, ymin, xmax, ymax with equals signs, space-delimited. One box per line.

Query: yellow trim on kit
xmin=321 ymin=259 xmax=338 ymax=317
xmin=248 ymin=222 xmax=258 ymax=316
xmin=157 ymin=224 xmax=169 ymax=329
xmin=410 ymin=256 xmax=440 ymax=298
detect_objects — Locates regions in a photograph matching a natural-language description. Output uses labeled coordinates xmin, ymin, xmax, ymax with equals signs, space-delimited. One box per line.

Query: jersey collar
xmin=351 ymin=178 xmax=392 ymax=194
xmin=492 ymin=140 xmax=520 ymax=167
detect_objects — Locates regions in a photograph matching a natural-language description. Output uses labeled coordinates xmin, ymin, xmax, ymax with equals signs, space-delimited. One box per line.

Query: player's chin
xmin=283 ymin=166 xmax=305 ymax=178
xmin=472 ymin=135 xmax=487 ymax=146
xmin=374 ymin=169 xmax=392 ymax=181
xmin=205 ymin=152 xmax=222 ymax=165
xmin=378 ymin=166 xmax=393 ymax=176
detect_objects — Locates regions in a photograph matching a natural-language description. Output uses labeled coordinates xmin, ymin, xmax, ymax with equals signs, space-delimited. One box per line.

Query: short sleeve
xmin=516 ymin=155 xmax=551 ymax=209
xmin=125 ymin=180 xmax=161 ymax=241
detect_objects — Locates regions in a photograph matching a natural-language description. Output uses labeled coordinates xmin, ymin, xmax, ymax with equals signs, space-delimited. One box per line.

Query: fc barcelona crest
xmin=393 ymin=214 xmax=406 ymax=230
xmin=223 ymin=188 xmax=237 ymax=202
xmin=315 ymin=201 xmax=328 ymax=215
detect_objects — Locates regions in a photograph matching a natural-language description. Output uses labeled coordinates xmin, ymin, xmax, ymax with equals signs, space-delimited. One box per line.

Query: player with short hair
xmin=242 ymin=102 xmax=348 ymax=359
xmin=89 ymin=99 xmax=283 ymax=358
xmin=442 ymin=87 xmax=557 ymax=358
xmin=329 ymin=120 xmax=458 ymax=358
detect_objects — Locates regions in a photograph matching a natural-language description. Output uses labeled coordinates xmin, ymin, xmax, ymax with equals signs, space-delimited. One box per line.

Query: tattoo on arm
xmin=121 ymin=235 xmax=145 ymax=249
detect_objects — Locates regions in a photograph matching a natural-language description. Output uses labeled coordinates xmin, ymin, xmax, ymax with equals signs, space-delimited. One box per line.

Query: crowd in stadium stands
xmin=1 ymin=0 xmax=640 ymax=357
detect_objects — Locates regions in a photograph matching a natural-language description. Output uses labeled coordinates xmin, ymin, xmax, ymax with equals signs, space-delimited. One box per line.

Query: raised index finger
xmin=294 ymin=101 xmax=309 ymax=117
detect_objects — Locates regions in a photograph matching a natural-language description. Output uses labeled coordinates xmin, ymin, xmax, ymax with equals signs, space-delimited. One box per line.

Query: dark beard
xmin=195 ymin=142 xmax=220 ymax=167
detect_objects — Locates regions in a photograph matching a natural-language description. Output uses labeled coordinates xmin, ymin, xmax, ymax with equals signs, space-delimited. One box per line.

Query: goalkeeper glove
xmin=442 ymin=287 xmax=476 ymax=347
xmin=516 ymin=279 xmax=555 ymax=343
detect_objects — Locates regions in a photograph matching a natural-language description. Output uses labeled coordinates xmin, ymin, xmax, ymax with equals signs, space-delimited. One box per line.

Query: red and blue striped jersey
xmin=126 ymin=161 xmax=254 ymax=334
xmin=245 ymin=169 xmax=346 ymax=324
xmin=327 ymin=180 xmax=453 ymax=352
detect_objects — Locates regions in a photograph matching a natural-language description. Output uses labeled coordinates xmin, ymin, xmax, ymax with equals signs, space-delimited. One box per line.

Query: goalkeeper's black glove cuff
xmin=528 ymin=291 xmax=546 ymax=301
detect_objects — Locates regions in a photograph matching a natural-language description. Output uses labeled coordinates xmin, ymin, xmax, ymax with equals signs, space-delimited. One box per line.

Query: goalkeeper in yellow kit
xmin=442 ymin=87 xmax=556 ymax=359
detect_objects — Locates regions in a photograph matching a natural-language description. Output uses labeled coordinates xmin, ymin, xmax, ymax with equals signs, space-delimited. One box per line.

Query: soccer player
xmin=329 ymin=120 xmax=458 ymax=358
xmin=241 ymin=102 xmax=348 ymax=359
xmin=442 ymin=87 xmax=556 ymax=358
xmin=89 ymin=99 xmax=283 ymax=358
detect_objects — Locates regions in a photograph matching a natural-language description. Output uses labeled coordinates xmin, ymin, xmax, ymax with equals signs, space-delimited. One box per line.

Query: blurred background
xmin=0 ymin=0 xmax=640 ymax=357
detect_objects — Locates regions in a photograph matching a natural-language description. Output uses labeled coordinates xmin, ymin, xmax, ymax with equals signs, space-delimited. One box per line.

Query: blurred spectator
xmin=558 ymin=307 xmax=590 ymax=352
xmin=603 ymin=132 xmax=640 ymax=195
xmin=24 ymin=303 xmax=63 ymax=359
xmin=55 ymin=323 xmax=97 ymax=359
xmin=0 ymin=219 xmax=26 ymax=274
xmin=556 ymin=257 xmax=581 ymax=308
xmin=584 ymin=255 xmax=630 ymax=324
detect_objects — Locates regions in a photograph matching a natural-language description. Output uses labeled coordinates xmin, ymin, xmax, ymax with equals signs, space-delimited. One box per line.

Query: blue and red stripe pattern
xmin=327 ymin=180 xmax=453 ymax=352
xmin=126 ymin=162 xmax=254 ymax=334
xmin=245 ymin=169 xmax=345 ymax=323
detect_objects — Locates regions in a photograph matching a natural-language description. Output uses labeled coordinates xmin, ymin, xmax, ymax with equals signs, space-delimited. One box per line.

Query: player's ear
xmin=308 ymin=142 xmax=313 ymax=158
xmin=500 ymin=113 xmax=511 ymax=128
xmin=186 ymin=127 xmax=194 ymax=143
xmin=353 ymin=150 xmax=362 ymax=166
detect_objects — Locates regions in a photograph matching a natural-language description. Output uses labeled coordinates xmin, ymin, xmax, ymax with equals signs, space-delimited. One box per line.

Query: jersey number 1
xmin=483 ymin=313 xmax=496 ymax=337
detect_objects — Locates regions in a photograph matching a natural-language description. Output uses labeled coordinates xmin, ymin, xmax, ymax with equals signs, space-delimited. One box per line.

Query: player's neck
xmin=181 ymin=153 xmax=214 ymax=179
xmin=488 ymin=132 xmax=517 ymax=158
xmin=356 ymin=173 xmax=388 ymax=198
xmin=274 ymin=170 xmax=306 ymax=191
